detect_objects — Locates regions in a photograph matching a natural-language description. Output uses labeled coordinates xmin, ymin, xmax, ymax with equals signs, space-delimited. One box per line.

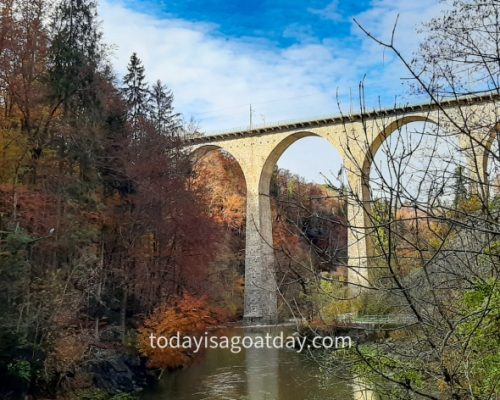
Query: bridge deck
xmin=186 ymin=92 xmax=500 ymax=144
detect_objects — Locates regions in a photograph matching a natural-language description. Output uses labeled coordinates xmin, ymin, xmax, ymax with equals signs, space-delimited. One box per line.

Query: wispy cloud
xmin=99 ymin=0 xmax=444 ymax=135
xmin=308 ymin=0 xmax=342 ymax=22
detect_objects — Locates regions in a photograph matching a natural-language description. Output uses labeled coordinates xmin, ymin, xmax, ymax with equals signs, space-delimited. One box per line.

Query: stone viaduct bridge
xmin=185 ymin=93 xmax=499 ymax=323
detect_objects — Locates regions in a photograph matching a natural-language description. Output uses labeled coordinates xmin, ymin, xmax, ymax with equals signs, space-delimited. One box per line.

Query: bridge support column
xmin=244 ymin=182 xmax=277 ymax=324
xmin=346 ymin=169 xmax=372 ymax=289
xmin=459 ymin=132 xmax=491 ymax=200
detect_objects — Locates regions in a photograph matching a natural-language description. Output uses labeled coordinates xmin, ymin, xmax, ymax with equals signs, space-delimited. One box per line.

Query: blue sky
xmin=99 ymin=0 xmax=445 ymax=182
xmin=116 ymin=0 xmax=369 ymax=47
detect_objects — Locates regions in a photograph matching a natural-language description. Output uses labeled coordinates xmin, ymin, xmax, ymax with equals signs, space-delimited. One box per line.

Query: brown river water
xmin=140 ymin=326 xmax=378 ymax=400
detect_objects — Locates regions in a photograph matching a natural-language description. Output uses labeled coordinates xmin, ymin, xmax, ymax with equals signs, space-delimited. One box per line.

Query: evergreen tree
xmin=47 ymin=0 xmax=103 ymax=115
xmin=122 ymin=52 xmax=150 ymax=128
xmin=149 ymin=79 xmax=180 ymax=135
xmin=46 ymin=0 xmax=107 ymax=182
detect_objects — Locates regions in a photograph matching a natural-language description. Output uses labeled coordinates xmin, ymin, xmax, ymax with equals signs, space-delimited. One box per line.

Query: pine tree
xmin=47 ymin=0 xmax=103 ymax=114
xmin=122 ymin=52 xmax=149 ymax=128
xmin=149 ymin=79 xmax=180 ymax=135
xmin=46 ymin=0 xmax=106 ymax=182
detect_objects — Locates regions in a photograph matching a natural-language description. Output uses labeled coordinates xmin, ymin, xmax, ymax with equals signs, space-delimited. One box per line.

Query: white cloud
xmin=308 ymin=0 xmax=342 ymax=22
xmin=352 ymin=0 xmax=445 ymax=58
xmin=99 ymin=0 xmax=445 ymax=181
xmin=100 ymin=0 xmax=343 ymax=132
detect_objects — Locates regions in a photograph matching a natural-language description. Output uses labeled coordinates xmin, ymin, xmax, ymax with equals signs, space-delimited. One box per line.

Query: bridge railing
xmin=336 ymin=314 xmax=417 ymax=326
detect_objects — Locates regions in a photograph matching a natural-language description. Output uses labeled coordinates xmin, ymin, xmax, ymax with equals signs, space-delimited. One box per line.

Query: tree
xmin=247 ymin=1 xmax=500 ymax=398
xmin=47 ymin=0 xmax=103 ymax=107
xmin=0 ymin=0 xmax=49 ymax=176
xmin=149 ymin=79 xmax=180 ymax=135
xmin=122 ymin=52 xmax=149 ymax=130
xmin=295 ymin=1 xmax=500 ymax=398
xmin=46 ymin=0 xmax=108 ymax=183
xmin=412 ymin=0 xmax=500 ymax=98
xmin=137 ymin=294 xmax=220 ymax=370
xmin=0 ymin=0 xmax=229 ymax=396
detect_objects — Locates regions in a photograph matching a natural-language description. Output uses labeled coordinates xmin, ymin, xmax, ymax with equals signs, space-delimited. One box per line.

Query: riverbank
xmin=139 ymin=325 xmax=370 ymax=400
xmin=15 ymin=319 xmax=398 ymax=400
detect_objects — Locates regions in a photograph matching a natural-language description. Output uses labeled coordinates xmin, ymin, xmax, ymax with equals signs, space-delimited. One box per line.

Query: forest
xmin=1 ymin=0 xmax=499 ymax=399
xmin=0 ymin=0 xmax=349 ymax=397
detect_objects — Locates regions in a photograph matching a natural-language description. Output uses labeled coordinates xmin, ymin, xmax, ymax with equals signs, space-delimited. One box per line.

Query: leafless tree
xmin=274 ymin=1 xmax=500 ymax=399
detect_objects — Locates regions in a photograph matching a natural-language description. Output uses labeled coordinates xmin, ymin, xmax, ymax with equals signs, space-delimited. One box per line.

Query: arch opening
xmin=362 ymin=116 xmax=439 ymax=180
xmin=189 ymin=145 xmax=247 ymax=319
xmin=367 ymin=119 xmax=466 ymax=277
xmin=259 ymin=132 xmax=345 ymax=194
xmin=368 ymin=119 xmax=465 ymax=206
xmin=258 ymin=132 xmax=348 ymax=320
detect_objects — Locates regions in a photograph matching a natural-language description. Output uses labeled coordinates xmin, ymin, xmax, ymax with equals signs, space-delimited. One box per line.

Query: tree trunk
xmin=120 ymin=286 xmax=127 ymax=343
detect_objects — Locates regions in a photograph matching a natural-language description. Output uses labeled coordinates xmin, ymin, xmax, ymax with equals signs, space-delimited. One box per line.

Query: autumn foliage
xmin=0 ymin=0 xmax=227 ymax=395
xmin=137 ymin=294 xmax=221 ymax=369
xmin=0 ymin=0 xmax=351 ymax=395
xmin=192 ymin=150 xmax=349 ymax=320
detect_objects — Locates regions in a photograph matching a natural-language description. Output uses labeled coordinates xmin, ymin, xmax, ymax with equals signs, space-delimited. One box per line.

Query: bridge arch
xmin=253 ymin=130 xmax=347 ymax=295
xmin=351 ymin=116 xmax=446 ymax=281
xmin=189 ymin=144 xmax=221 ymax=164
xmin=258 ymin=130 xmax=344 ymax=195
xmin=189 ymin=143 xmax=245 ymax=171
xmin=187 ymin=143 xmax=248 ymax=315
xmin=361 ymin=115 xmax=439 ymax=179
xmin=183 ymin=94 xmax=499 ymax=323
xmin=188 ymin=143 xmax=249 ymax=221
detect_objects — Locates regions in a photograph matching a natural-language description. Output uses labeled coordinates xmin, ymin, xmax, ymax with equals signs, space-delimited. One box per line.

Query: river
xmin=140 ymin=326 xmax=378 ymax=400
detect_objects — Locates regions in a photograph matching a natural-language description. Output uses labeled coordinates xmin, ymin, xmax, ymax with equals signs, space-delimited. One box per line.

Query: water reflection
xmin=140 ymin=326 xmax=378 ymax=400
xmin=245 ymin=329 xmax=278 ymax=400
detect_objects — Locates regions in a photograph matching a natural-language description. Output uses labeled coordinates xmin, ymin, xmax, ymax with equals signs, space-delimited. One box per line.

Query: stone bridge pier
xmin=187 ymin=94 xmax=499 ymax=324
xmin=243 ymin=165 xmax=277 ymax=323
